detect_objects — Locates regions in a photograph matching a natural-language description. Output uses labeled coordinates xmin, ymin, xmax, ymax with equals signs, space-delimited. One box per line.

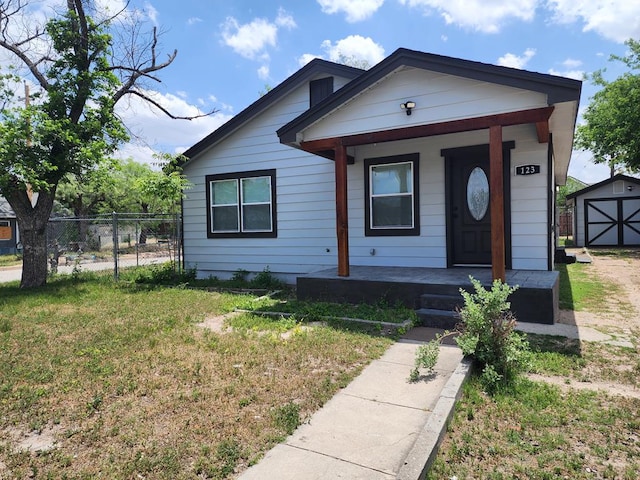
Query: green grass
xmin=0 ymin=254 xmax=21 ymax=267
xmin=428 ymin=375 xmax=640 ymax=479
xmin=556 ymin=262 xmax=625 ymax=311
xmin=235 ymin=295 xmax=417 ymax=325
xmin=0 ymin=273 xmax=392 ymax=479
xmin=429 ymin=248 xmax=640 ymax=479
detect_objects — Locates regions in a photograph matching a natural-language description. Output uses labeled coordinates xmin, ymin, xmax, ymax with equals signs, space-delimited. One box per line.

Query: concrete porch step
xmin=420 ymin=293 xmax=463 ymax=311
xmin=415 ymin=308 xmax=460 ymax=330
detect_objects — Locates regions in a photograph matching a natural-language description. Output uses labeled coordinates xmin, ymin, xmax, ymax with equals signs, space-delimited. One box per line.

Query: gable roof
xmin=278 ymin=47 xmax=582 ymax=145
xmin=0 ymin=197 xmax=15 ymax=218
xmin=567 ymin=174 xmax=640 ymax=199
xmin=182 ymin=59 xmax=363 ymax=162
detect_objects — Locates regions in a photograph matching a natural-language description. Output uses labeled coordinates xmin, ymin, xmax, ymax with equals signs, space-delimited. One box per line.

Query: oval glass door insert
xmin=467 ymin=167 xmax=489 ymax=221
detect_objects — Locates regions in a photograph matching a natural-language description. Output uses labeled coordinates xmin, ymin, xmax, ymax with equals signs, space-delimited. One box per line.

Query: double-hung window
xmin=206 ymin=169 xmax=277 ymax=238
xmin=364 ymin=154 xmax=420 ymax=236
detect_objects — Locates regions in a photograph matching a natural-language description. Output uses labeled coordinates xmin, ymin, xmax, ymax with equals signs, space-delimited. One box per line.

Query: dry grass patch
xmin=0 ymin=276 xmax=392 ymax=479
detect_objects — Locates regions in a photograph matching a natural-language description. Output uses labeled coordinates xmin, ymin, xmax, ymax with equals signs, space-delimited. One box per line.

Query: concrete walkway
xmin=239 ymin=328 xmax=470 ymax=480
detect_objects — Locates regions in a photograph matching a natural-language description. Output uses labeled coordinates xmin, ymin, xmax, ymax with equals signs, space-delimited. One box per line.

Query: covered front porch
xmin=297 ymin=266 xmax=559 ymax=325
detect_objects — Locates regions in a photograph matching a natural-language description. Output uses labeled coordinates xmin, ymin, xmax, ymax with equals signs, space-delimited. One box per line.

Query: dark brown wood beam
xmin=536 ymin=120 xmax=550 ymax=143
xmin=299 ymin=106 xmax=554 ymax=153
xmin=490 ymin=125 xmax=506 ymax=282
xmin=334 ymin=141 xmax=350 ymax=277
xmin=299 ymin=137 xmax=340 ymax=153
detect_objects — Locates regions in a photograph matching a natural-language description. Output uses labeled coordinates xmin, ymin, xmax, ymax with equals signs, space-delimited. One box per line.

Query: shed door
xmin=585 ymin=197 xmax=640 ymax=246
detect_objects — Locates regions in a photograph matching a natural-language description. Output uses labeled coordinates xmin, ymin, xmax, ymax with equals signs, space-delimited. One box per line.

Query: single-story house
xmin=182 ymin=48 xmax=582 ymax=324
xmin=0 ymin=196 xmax=19 ymax=255
xmin=567 ymin=174 xmax=640 ymax=247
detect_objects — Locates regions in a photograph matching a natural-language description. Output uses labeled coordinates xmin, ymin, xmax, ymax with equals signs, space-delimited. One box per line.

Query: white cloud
xmin=562 ymin=58 xmax=583 ymax=69
xmin=321 ymin=35 xmax=385 ymax=67
xmin=221 ymin=9 xmax=297 ymax=82
xmin=275 ymin=8 xmax=297 ymax=29
xmin=398 ymin=0 xmax=536 ymax=33
xmin=257 ymin=65 xmax=270 ymax=80
xmin=547 ymin=58 xmax=585 ymax=80
xmin=497 ymin=48 xmax=536 ymax=69
xmin=317 ymin=0 xmax=385 ymax=22
xmin=143 ymin=2 xmax=158 ymax=24
xmin=298 ymin=53 xmax=322 ymax=67
xmin=547 ymin=0 xmax=640 ymax=43
xmin=187 ymin=17 xmax=203 ymax=26
xmin=114 ymin=89 xmax=233 ymax=165
xmin=221 ymin=17 xmax=278 ymax=60
xmin=548 ymin=68 xmax=584 ymax=81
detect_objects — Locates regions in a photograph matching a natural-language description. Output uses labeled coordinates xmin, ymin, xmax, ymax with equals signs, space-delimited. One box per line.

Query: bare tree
xmin=0 ymin=0 xmax=212 ymax=287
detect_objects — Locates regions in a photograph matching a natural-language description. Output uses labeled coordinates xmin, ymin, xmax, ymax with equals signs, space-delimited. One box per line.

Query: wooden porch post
xmin=489 ymin=125 xmax=506 ymax=282
xmin=334 ymin=141 xmax=350 ymax=276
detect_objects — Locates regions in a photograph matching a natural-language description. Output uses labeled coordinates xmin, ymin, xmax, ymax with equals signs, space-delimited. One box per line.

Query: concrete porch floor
xmin=297 ymin=266 xmax=559 ymax=325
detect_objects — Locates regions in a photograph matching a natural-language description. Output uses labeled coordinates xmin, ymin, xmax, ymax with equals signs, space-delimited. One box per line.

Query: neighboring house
xmin=567 ymin=174 xmax=640 ymax=247
xmin=0 ymin=197 xmax=19 ymax=255
xmin=182 ymin=48 xmax=582 ymax=324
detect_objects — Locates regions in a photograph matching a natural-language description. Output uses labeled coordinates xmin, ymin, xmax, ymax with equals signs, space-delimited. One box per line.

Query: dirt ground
xmin=559 ymin=248 xmax=640 ymax=336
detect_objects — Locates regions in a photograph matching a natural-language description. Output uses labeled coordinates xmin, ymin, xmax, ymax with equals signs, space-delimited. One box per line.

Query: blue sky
xmin=73 ymin=1 xmax=640 ymax=183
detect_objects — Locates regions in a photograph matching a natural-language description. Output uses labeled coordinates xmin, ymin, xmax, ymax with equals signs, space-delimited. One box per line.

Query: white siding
xmin=303 ymin=67 xmax=548 ymax=142
xmin=509 ymin=125 xmax=550 ymax=270
xmin=183 ymin=76 xmax=351 ymax=283
xmin=183 ymin=71 xmax=554 ymax=281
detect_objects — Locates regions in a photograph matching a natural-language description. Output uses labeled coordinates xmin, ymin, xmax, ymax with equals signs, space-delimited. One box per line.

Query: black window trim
xmin=205 ymin=169 xmax=277 ymax=239
xmin=364 ymin=153 xmax=420 ymax=237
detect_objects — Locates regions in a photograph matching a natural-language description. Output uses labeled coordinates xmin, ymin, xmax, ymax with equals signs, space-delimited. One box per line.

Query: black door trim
xmin=443 ymin=141 xmax=514 ymax=269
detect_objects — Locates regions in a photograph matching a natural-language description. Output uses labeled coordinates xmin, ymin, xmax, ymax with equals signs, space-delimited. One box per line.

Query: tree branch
xmin=125 ymin=89 xmax=217 ymax=120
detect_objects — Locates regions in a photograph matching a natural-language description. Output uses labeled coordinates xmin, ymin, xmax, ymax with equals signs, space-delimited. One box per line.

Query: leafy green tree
xmin=576 ymin=39 xmax=640 ymax=173
xmin=0 ymin=1 xmax=208 ymax=287
xmin=556 ymin=176 xmax=587 ymax=213
xmin=55 ymin=160 xmax=117 ymax=217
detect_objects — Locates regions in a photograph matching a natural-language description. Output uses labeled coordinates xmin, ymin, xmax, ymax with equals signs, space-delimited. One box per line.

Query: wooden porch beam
xmin=334 ymin=141 xmax=350 ymax=277
xmin=490 ymin=125 xmax=506 ymax=282
xmin=298 ymin=106 xmax=554 ymax=152
xmin=299 ymin=137 xmax=340 ymax=153
xmin=536 ymin=120 xmax=550 ymax=143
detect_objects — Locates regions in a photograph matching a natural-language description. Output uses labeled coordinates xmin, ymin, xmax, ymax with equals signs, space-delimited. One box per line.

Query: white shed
xmin=567 ymin=174 xmax=640 ymax=247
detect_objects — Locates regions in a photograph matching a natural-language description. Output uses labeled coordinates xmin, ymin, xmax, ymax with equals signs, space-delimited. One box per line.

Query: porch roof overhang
xmin=276 ymin=48 xmax=582 ymax=185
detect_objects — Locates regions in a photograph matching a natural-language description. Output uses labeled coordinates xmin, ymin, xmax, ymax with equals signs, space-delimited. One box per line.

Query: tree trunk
xmin=6 ymin=188 xmax=56 ymax=288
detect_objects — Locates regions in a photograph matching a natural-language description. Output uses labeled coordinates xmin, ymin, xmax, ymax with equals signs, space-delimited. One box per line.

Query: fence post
xmin=175 ymin=212 xmax=181 ymax=272
xmin=112 ymin=211 xmax=118 ymax=280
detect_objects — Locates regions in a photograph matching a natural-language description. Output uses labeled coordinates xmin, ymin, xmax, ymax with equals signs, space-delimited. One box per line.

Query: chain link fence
xmin=47 ymin=213 xmax=182 ymax=279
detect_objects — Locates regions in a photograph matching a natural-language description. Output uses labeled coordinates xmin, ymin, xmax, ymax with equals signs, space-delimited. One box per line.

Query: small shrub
xmin=124 ymin=262 xmax=196 ymax=285
xmin=250 ymin=266 xmax=285 ymax=290
xmin=456 ymin=277 xmax=531 ymax=392
xmin=272 ymin=402 xmax=300 ymax=435
xmin=230 ymin=269 xmax=249 ymax=286
xmin=409 ymin=340 xmax=440 ymax=382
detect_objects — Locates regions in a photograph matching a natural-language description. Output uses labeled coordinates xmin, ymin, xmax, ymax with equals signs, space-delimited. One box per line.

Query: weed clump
xmin=409 ymin=276 xmax=531 ymax=392
xmin=456 ymin=277 xmax=531 ymax=392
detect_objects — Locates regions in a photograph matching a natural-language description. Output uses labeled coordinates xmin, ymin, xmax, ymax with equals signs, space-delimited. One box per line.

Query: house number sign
xmin=515 ymin=164 xmax=540 ymax=175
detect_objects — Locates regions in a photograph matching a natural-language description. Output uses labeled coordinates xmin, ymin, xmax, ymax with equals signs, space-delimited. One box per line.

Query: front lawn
xmin=427 ymin=256 xmax=640 ymax=479
xmin=0 ymin=274 xmax=392 ymax=479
